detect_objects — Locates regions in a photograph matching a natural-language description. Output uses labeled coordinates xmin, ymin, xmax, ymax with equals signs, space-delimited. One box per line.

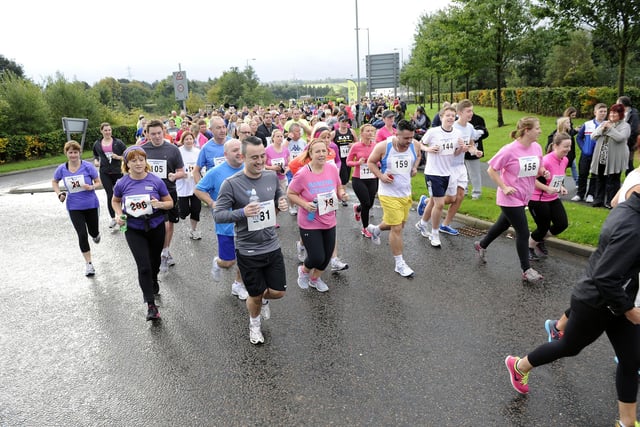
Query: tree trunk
xmin=618 ymin=44 xmax=627 ymax=97
xmin=496 ymin=64 xmax=504 ymax=127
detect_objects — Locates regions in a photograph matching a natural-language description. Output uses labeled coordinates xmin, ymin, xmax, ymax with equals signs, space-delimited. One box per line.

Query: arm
xmin=194 ymin=188 xmax=215 ymax=208
xmin=213 ymin=181 xmax=250 ymax=224
xmin=168 ymin=167 xmax=186 ymax=182
xmin=367 ymin=143 xmax=393 ymax=184
xmin=52 ymin=178 xmax=67 ymax=202
xmin=576 ymin=124 xmax=586 ymax=151
xmin=151 ymin=194 xmax=174 ymax=210
xmin=193 ymin=165 xmax=203 ymax=184
xmin=487 ymin=166 xmax=516 ymax=195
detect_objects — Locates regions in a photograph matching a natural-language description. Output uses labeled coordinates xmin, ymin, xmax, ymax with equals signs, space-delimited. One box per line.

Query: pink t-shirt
xmin=288 ymin=163 xmax=341 ymax=230
xmin=531 ymin=152 xmax=568 ymax=202
xmin=265 ymin=145 xmax=290 ymax=180
xmin=346 ymin=142 xmax=376 ymax=179
xmin=376 ymin=126 xmax=396 ymax=142
xmin=489 ymin=140 xmax=543 ymax=207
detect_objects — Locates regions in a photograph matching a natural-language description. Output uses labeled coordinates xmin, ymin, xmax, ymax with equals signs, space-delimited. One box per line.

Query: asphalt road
xmin=0 ymin=169 xmax=623 ymax=426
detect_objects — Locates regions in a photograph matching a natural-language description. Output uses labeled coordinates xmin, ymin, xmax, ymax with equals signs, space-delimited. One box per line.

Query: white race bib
xmin=125 ymin=194 xmax=153 ymax=218
xmin=317 ymin=190 xmax=338 ymax=216
xmin=148 ymin=159 xmax=167 ymax=179
xmin=549 ymin=175 xmax=564 ymax=191
xmin=247 ymin=200 xmax=276 ymax=231
xmin=213 ymin=156 xmax=226 ymax=167
xmin=387 ymin=153 xmax=411 ymax=175
xmin=339 ymin=145 xmax=350 ymax=158
xmin=359 ymin=163 xmax=375 ymax=179
xmin=64 ymin=175 xmax=86 ymax=193
xmin=271 ymin=157 xmax=285 ymax=170
xmin=440 ymin=139 xmax=456 ymax=156
xmin=518 ymin=156 xmax=539 ymax=177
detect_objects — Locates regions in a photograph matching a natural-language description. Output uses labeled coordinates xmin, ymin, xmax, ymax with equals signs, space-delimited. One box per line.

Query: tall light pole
xmin=394 ymin=48 xmax=404 ymax=97
xmin=246 ymin=58 xmax=256 ymax=68
xmin=354 ymin=0 xmax=361 ymax=110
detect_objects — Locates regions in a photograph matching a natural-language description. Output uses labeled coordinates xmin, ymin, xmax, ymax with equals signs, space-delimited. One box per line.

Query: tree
xmin=43 ymin=72 xmax=103 ymax=129
xmin=544 ymin=30 xmax=598 ymax=87
xmin=535 ymin=0 xmax=640 ymax=96
xmin=0 ymin=55 xmax=25 ymax=79
xmin=0 ymin=71 xmax=50 ymax=135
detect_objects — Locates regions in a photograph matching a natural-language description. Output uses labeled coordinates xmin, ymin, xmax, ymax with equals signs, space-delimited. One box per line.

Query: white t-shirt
xmin=618 ymin=169 xmax=640 ymax=204
xmin=176 ymin=145 xmax=200 ymax=197
xmin=421 ymin=126 xmax=461 ymax=177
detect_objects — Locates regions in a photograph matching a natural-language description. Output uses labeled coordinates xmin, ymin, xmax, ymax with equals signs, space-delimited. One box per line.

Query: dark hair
xmin=618 ymin=96 xmax=632 ymax=108
xmin=397 ymin=119 xmax=415 ymax=133
xmin=610 ymin=103 xmax=626 ymax=117
xmin=241 ymin=136 xmax=263 ymax=155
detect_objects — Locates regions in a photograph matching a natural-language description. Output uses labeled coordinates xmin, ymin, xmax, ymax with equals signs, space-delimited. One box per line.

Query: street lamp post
xmin=394 ymin=48 xmax=404 ymax=98
xmin=246 ymin=58 xmax=256 ymax=68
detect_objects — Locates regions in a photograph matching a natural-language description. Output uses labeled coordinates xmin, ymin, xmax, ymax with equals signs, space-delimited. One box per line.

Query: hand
xmin=168 ymin=173 xmax=176 ymax=182
xmin=475 ymin=150 xmax=483 ymax=158
xmin=340 ymin=193 xmax=349 ymax=202
xmin=625 ymin=307 xmax=640 ymax=325
xmin=82 ymin=183 xmax=94 ymax=191
xmin=244 ymin=201 xmax=261 ymax=217
xmin=543 ymin=170 xmax=551 ymax=180
xmin=150 ymin=198 xmax=163 ymax=209
xmin=431 ymin=145 xmax=440 ymax=153
xmin=502 ymin=186 xmax=516 ymax=196
xmin=277 ymin=197 xmax=288 ymax=212
xmin=116 ymin=215 xmax=125 ymax=226
xmin=57 ymin=192 xmax=66 ymax=203
xmin=383 ymin=173 xmax=394 ymax=184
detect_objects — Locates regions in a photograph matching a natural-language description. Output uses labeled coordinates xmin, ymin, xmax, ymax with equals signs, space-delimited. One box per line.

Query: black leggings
xmin=594 ymin=164 xmax=621 ymax=206
xmin=300 ymin=227 xmax=335 ymax=271
xmin=528 ymin=297 xmax=640 ymax=403
xmin=178 ymin=194 xmax=202 ymax=221
xmin=339 ymin=159 xmax=351 ymax=185
xmin=68 ymin=208 xmax=100 ymax=253
xmin=351 ymin=177 xmax=378 ymax=228
xmin=528 ymin=198 xmax=568 ymax=242
xmin=479 ymin=206 xmax=530 ymax=272
xmin=124 ymin=224 xmax=165 ymax=304
xmin=99 ymin=171 xmax=122 ymax=218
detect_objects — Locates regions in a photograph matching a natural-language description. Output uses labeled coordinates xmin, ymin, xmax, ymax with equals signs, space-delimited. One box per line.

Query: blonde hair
xmin=510 ymin=117 xmax=539 ymax=140
xmin=64 ymin=140 xmax=82 ymax=153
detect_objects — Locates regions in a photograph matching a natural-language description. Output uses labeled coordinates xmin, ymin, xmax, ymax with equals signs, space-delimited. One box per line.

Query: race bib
xmin=247 ymin=200 xmax=276 ymax=231
xmin=339 ymin=144 xmax=350 ymax=158
xmin=387 ymin=153 xmax=411 ymax=175
xmin=266 ymin=137 xmax=272 ymax=146
xmin=518 ymin=156 xmax=539 ymax=177
xmin=317 ymin=190 xmax=338 ymax=216
xmin=440 ymin=139 xmax=456 ymax=156
xmin=125 ymin=194 xmax=153 ymax=218
xmin=271 ymin=157 xmax=285 ymax=171
xmin=148 ymin=159 xmax=167 ymax=179
xmin=359 ymin=163 xmax=374 ymax=179
xmin=64 ymin=175 xmax=86 ymax=193
xmin=549 ymin=175 xmax=564 ymax=191
xmin=213 ymin=156 xmax=225 ymax=167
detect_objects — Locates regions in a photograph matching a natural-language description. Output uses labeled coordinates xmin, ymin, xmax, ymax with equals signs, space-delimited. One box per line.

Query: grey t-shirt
xmin=213 ymin=170 xmax=284 ymax=256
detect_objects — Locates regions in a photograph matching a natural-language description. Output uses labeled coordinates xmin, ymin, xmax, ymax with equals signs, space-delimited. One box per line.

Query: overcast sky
xmin=3 ymin=0 xmax=449 ymax=85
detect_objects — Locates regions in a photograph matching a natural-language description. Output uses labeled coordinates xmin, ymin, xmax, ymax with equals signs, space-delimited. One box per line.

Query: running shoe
xmin=309 ymin=277 xmax=329 ymax=292
xmin=231 ymin=280 xmax=248 ymax=300
xmin=615 ymin=420 xmax=640 ymax=427
xmin=330 ymin=257 xmax=349 ymax=271
xmin=296 ymin=241 xmax=307 ymax=263
xmin=249 ymin=323 xmax=264 ymax=345
xmin=415 ymin=221 xmax=431 ymax=238
xmin=189 ymin=230 xmax=202 ymax=240
xmin=585 ymin=195 xmax=594 ymax=203
xmin=353 ymin=204 xmax=361 ymax=221
xmin=361 ymin=227 xmax=372 ymax=238
xmin=297 ymin=265 xmax=310 ymax=289
xmin=535 ymin=241 xmax=548 ymax=257
xmin=439 ymin=224 xmax=459 ymax=236
xmin=395 ymin=261 xmax=414 ymax=277
xmin=166 ymin=253 xmax=175 ymax=266
xmin=85 ymin=262 xmax=95 ymax=277
xmin=367 ymin=225 xmax=381 ymax=245
xmin=146 ymin=304 xmax=160 ymax=321
xmin=211 ymin=256 xmax=222 ymax=282
xmin=429 ymin=233 xmax=441 ymax=248
xmin=289 ymin=205 xmax=298 ymax=216
xmin=528 ymin=248 xmax=540 ymax=261
xmin=92 ymin=233 xmax=101 ymax=244
xmin=417 ymin=195 xmax=428 ymax=216
xmin=160 ymin=255 xmax=169 ymax=273
xmin=544 ymin=319 xmax=563 ymax=342
xmin=108 ymin=218 xmax=117 ymax=229
xmin=570 ymin=195 xmax=582 ymax=202
xmin=505 ymin=356 xmax=529 ymax=394
xmin=474 ymin=241 xmax=487 ymax=264
xmin=260 ymin=300 xmax=270 ymax=320
xmin=341 ymin=200 xmax=348 ymax=207
xmin=522 ymin=268 xmax=544 ymax=283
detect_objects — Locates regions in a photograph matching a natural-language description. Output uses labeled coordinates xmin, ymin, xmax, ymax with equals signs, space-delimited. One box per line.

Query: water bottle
xmin=119 ymin=214 xmax=127 ymax=233
xmin=307 ymin=198 xmax=318 ymax=221
xmin=249 ymin=188 xmax=260 ymax=223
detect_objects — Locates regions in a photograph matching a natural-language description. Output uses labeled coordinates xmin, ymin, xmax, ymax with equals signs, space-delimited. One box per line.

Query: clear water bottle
xmin=307 ymin=198 xmax=318 ymax=221
xmin=249 ymin=188 xmax=260 ymax=222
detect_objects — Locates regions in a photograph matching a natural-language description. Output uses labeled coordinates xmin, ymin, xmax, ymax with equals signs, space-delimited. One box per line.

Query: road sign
xmin=366 ymin=53 xmax=399 ymax=93
xmin=173 ymin=71 xmax=189 ymax=101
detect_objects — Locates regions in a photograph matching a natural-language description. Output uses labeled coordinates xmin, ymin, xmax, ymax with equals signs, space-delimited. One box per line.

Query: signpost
xmin=173 ymin=69 xmax=188 ymax=112
xmin=366 ymin=53 xmax=400 ymax=98
xmin=62 ymin=117 xmax=89 ymax=150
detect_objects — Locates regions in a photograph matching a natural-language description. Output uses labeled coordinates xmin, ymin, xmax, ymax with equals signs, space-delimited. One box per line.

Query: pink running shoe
xmin=505 ymin=356 xmax=529 ymax=394
xmin=361 ymin=227 xmax=372 ymax=238
xmin=353 ymin=204 xmax=361 ymax=222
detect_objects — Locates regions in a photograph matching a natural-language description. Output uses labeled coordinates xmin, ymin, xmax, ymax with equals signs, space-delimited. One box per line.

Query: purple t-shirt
xmin=488 ymin=140 xmax=543 ymax=207
xmin=53 ymin=160 xmax=100 ymax=211
xmin=113 ymin=173 xmax=169 ymax=230
xmin=288 ymin=163 xmax=341 ymax=230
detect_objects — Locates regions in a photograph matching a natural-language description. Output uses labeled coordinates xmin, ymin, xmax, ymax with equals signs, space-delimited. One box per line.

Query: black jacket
xmin=92 ymin=138 xmax=127 ymax=175
xmin=256 ymin=124 xmax=277 ymax=147
xmin=573 ymin=192 xmax=640 ymax=315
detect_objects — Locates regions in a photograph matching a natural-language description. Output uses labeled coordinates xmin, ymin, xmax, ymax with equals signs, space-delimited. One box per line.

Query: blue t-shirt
xmin=113 ymin=174 xmax=169 ymax=231
xmin=196 ymin=161 xmax=244 ymax=236
xmin=196 ymin=138 xmax=230 ymax=172
xmin=53 ymin=160 xmax=100 ymax=211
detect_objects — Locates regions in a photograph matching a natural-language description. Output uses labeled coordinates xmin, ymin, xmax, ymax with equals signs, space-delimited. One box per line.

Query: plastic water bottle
xmin=119 ymin=214 xmax=127 ymax=233
xmin=249 ymin=188 xmax=260 ymax=222
xmin=307 ymin=198 xmax=318 ymax=221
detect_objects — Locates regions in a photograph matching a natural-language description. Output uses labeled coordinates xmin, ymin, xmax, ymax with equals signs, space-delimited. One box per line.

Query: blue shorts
xmin=425 ymin=174 xmax=450 ymax=198
xmin=217 ymin=234 xmax=236 ymax=261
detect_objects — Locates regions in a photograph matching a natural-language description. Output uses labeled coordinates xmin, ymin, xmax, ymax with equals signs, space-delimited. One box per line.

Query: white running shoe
xmin=296 ymin=241 xmax=306 ymax=263
xmin=367 ymin=224 xmax=381 ymax=245
xmin=108 ymin=218 xmax=117 ymax=229
xmin=249 ymin=322 xmax=264 ymax=345
xmin=260 ymin=300 xmax=271 ymax=320
xmin=415 ymin=221 xmax=431 ymax=238
xmin=189 ymin=230 xmax=202 ymax=240
xmin=85 ymin=262 xmax=95 ymax=277
xmin=309 ymin=277 xmax=329 ymax=292
xmin=297 ymin=265 xmax=310 ymax=289
xmin=231 ymin=281 xmax=248 ymax=300
xmin=585 ymin=195 xmax=594 ymax=203
xmin=211 ymin=256 xmax=222 ymax=282
xmin=429 ymin=233 xmax=441 ymax=248
xmin=394 ymin=261 xmax=414 ymax=277
xmin=522 ymin=268 xmax=544 ymax=283
xmin=92 ymin=233 xmax=101 ymax=244
xmin=330 ymin=257 xmax=349 ymax=271
xmin=570 ymin=195 xmax=581 ymax=202
xmin=166 ymin=253 xmax=175 ymax=266
xmin=160 ymin=255 xmax=169 ymax=273
xmin=289 ymin=205 xmax=298 ymax=216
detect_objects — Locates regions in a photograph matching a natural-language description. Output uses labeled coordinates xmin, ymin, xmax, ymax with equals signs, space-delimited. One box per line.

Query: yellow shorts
xmin=379 ymin=195 xmax=412 ymax=226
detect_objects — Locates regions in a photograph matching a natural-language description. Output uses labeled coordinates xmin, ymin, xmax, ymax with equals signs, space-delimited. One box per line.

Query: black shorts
xmin=236 ymin=248 xmax=287 ymax=297
xmin=165 ymin=190 xmax=179 ymax=223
